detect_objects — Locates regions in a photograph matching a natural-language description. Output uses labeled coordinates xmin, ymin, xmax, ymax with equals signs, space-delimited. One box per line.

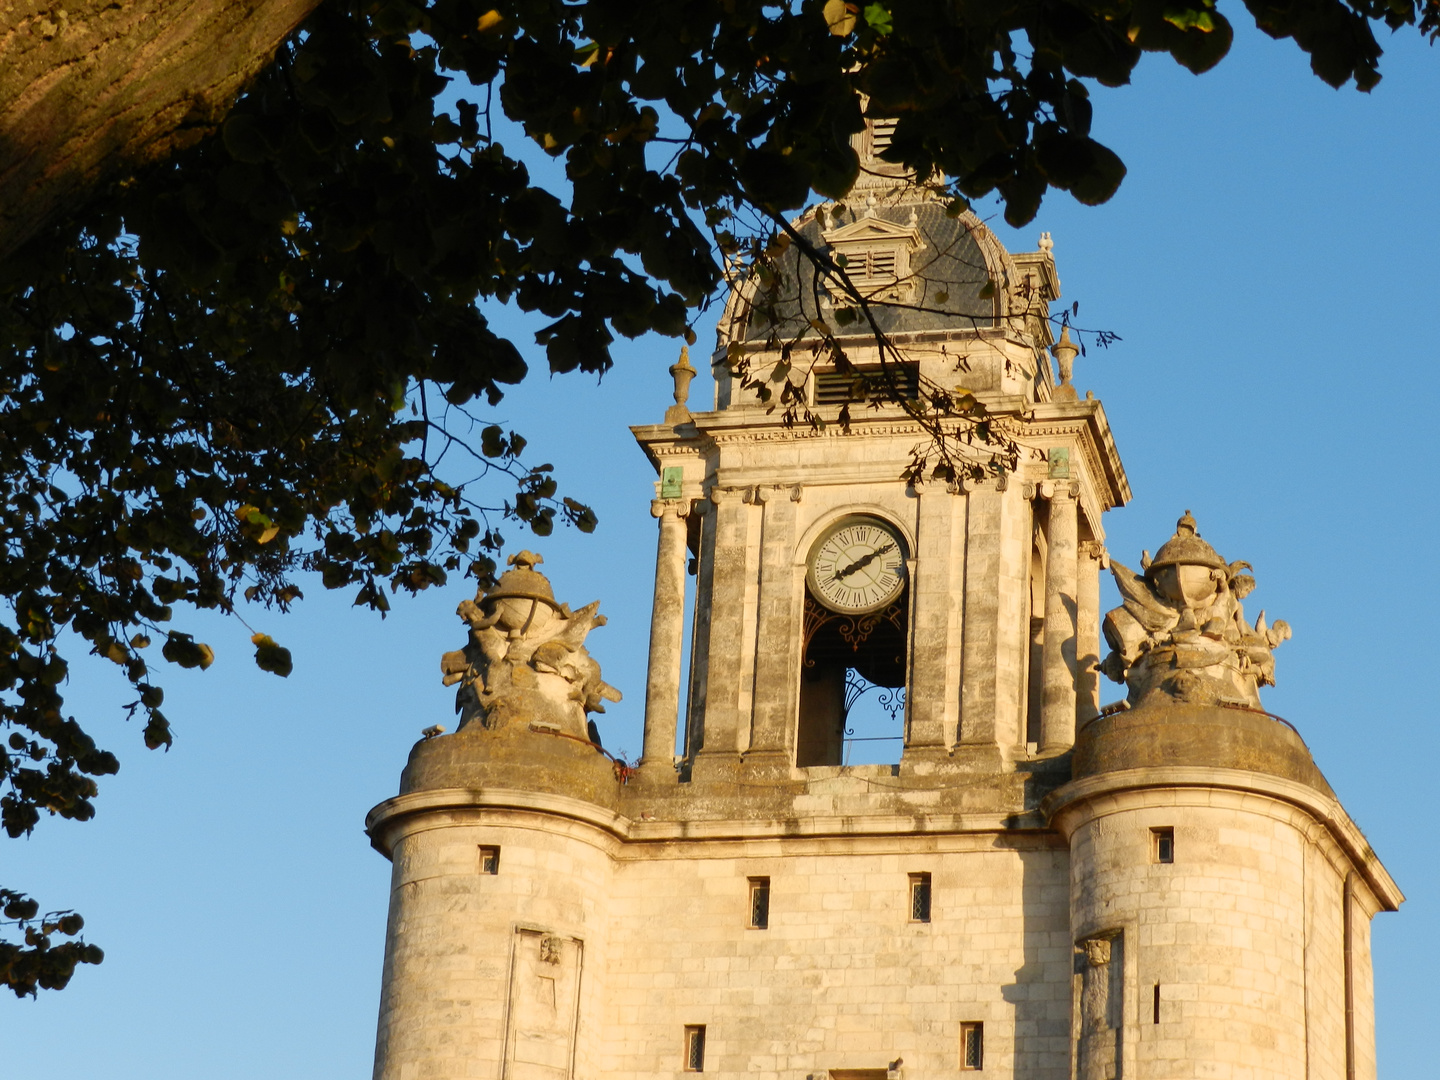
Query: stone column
xmin=691 ymin=486 xmax=749 ymax=774
xmin=1040 ymin=482 xmax=1078 ymax=751
xmin=1076 ymin=540 xmax=1104 ymax=727
xmin=746 ymin=487 xmax=801 ymax=768
xmin=640 ymin=498 xmax=688 ymax=774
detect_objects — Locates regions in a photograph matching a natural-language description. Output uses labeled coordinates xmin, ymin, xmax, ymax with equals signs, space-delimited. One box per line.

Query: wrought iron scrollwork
xmin=802 ymin=594 xmax=906 ymax=665
xmin=842 ymin=668 xmax=907 ymax=736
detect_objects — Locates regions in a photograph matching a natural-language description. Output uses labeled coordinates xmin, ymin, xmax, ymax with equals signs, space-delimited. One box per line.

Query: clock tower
xmin=631 ymin=149 xmax=1129 ymax=780
xmin=364 ymin=126 xmax=1400 ymax=1080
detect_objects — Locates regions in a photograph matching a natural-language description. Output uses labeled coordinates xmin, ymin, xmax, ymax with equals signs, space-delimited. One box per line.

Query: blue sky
xmin=4 ymin=17 xmax=1438 ymax=1078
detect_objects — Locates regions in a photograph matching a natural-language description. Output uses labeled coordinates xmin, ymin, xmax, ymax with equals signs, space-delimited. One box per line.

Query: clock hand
xmin=836 ymin=542 xmax=896 ymax=581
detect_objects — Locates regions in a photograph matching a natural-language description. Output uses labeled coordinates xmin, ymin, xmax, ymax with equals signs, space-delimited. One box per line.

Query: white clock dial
xmin=807 ymin=518 xmax=907 ymax=614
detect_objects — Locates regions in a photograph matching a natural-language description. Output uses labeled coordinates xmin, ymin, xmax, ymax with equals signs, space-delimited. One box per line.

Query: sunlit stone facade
xmin=366 ymin=140 xmax=1400 ymax=1080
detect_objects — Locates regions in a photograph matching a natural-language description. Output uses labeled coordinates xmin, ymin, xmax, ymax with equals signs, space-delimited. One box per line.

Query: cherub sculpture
xmin=440 ymin=551 xmax=621 ymax=737
xmin=1100 ymin=512 xmax=1290 ymax=709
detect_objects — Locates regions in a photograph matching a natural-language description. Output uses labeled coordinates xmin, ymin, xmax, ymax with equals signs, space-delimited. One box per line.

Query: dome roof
xmin=738 ymin=190 xmax=1014 ymax=342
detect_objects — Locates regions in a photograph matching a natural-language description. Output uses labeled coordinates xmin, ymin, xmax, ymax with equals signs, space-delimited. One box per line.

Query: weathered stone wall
xmin=600 ymin=836 xmax=1072 ymax=1080
xmin=372 ymin=810 xmax=617 ymax=1080
xmin=1067 ymin=793 xmax=1313 ymax=1080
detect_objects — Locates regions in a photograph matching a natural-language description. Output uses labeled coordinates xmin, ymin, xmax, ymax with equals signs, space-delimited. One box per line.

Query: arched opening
xmin=795 ymin=516 xmax=909 ymax=767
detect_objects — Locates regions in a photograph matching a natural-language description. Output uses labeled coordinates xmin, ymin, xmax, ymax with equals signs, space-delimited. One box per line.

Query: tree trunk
xmin=0 ymin=0 xmax=321 ymax=260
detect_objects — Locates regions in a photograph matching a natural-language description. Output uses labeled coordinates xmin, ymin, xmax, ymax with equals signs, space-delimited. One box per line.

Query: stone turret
xmin=1043 ymin=517 xmax=1401 ymax=1080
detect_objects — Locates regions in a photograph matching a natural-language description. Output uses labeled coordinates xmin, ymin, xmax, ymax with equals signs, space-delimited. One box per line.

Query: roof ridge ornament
xmin=665 ymin=346 xmax=696 ymax=425
xmin=1100 ymin=512 xmax=1291 ymax=709
xmin=1052 ymin=325 xmax=1079 ymax=401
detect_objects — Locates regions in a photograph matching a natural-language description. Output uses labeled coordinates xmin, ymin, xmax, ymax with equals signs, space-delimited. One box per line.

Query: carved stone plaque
xmin=504 ymin=929 xmax=584 ymax=1080
xmin=1075 ymin=932 xmax=1123 ymax=1080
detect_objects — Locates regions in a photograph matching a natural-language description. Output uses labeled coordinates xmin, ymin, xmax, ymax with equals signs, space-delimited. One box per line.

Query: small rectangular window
xmin=747 ymin=877 xmax=770 ymax=929
xmin=480 ymin=846 xmax=500 ymax=874
xmin=1153 ymin=984 xmax=1161 ymax=1024
xmin=909 ymin=873 xmax=932 ymax=923
xmin=684 ymin=1025 xmax=706 ymax=1071
xmin=1151 ymin=827 xmax=1174 ymax=864
xmin=960 ymin=1022 xmax=983 ymax=1070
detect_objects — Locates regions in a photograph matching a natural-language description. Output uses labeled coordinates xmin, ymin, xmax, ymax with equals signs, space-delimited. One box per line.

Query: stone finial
xmin=1099 ymin=512 xmax=1291 ymax=709
xmin=440 ymin=555 xmax=621 ymax=737
xmin=665 ymin=347 xmax=697 ymax=425
xmin=1052 ymin=325 xmax=1079 ymax=402
xmin=1038 ymin=231 xmax=1054 ymax=254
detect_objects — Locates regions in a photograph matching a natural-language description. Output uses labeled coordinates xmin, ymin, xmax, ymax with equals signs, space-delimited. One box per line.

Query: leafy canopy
xmin=1 ymin=0 xmax=1434 ymax=996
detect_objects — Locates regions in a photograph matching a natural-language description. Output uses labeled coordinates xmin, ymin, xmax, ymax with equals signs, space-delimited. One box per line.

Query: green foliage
xmin=0 ymin=889 xmax=103 ymax=997
xmin=1 ymin=0 xmax=1434 ymax=996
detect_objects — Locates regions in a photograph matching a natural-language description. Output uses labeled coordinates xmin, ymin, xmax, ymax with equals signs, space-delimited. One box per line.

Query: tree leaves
xmin=1 ymin=0 xmax=1430 ymax=998
xmin=161 ymin=634 xmax=215 ymax=671
xmin=0 ymin=889 xmax=103 ymax=997
xmin=250 ymin=634 xmax=293 ymax=678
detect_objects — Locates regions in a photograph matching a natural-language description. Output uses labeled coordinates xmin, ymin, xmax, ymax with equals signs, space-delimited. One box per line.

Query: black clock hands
xmin=836 ymin=542 xmax=896 ymax=582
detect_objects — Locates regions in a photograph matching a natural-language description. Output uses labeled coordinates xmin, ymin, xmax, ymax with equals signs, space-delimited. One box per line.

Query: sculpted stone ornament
xmin=1100 ymin=512 xmax=1291 ymax=708
xmin=439 ymin=551 xmax=621 ymax=737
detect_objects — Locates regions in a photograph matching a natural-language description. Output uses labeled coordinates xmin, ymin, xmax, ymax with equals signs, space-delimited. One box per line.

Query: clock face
xmin=807 ymin=517 xmax=907 ymax=614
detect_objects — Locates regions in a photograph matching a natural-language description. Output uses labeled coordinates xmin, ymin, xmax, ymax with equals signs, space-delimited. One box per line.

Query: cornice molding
xmin=1041 ymin=765 xmax=1403 ymax=913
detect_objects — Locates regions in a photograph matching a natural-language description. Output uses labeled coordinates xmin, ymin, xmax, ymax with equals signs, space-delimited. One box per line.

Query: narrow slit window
xmin=1153 ymin=984 xmax=1161 ymax=1024
xmin=960 ymin=1022 xmax=984 ymax=1070
xmin=1151 ymin=827 xmax=1175 ymax=864
xmin=909 ymin=873 xmax=932 ymax=923
xmin=748 ymin=877 xmax=770 ymax=930
xmin=479 ymin=846 xmax=500 ymax=875
xmin=684 ymin=1025 xmax=706 ymax=1071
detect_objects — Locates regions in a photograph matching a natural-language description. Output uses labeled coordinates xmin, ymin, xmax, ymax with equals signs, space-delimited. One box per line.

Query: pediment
xmin=821 ymin=215 xmax=922 ymax=248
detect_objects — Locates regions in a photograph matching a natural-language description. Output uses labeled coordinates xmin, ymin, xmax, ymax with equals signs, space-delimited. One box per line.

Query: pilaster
xmin=904 ymin=482 xmax=962 ymax=755
xmin=746 ymin=486 xmax=802 ymax=769
xmin=690 ymin=486 xmax=751 ymax=779
xmin=959 ymin=480 xmax=1028 ymax=755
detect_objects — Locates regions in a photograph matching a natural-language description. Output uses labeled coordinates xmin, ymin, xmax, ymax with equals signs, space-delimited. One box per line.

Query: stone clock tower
xmin=632 ymin=148 xmax=1127 ymax=780
xmin=364 ymin=132 xmax=1401 ymax=1080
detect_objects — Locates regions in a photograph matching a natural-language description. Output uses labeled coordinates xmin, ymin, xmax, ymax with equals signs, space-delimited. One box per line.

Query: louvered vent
xmin=866 ymin=248 xmax=897 ymax=279
xmin=870 ymin=119 xmax=897 ymax=155
xmin=814 ymin=364 xmax=919 ymax=405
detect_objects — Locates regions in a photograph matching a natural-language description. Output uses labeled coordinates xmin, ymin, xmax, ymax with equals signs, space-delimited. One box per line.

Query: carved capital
xmin=708 ymin=486 xmax=747 ymax=508
xmin=651 ymin=499 xmax=688 ymax=520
